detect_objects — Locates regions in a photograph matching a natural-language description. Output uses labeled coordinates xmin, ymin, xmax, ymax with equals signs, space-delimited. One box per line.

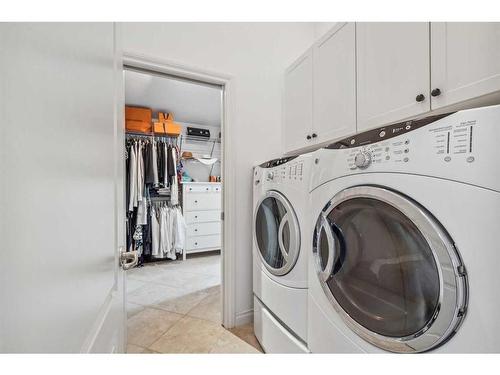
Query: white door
xmin=356 ymin=23 xmax=430 ymax=131
xmin=431 ymin=22 xmax=500 ymax=109
xmin=283 ymin=49 xmax=313 ymax=153
xmin=313 ymin=23 xmax=356 ymax=144
xmin=0 ymin=23 xmax=127 ymax=353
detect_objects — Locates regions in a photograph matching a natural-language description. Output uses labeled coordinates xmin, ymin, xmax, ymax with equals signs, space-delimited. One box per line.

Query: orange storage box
xmin=125 ymin=106 xmax=152 ymax=123
xmin=126 ymin=120 xmax=151 ymax=133
xmin=154 ymin=112 xmax=181 ymax=136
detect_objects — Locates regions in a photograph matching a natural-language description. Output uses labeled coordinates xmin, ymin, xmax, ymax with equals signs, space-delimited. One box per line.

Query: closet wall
xmin=121 ymin=22 xmax=318 ymax=324
xmin=177 ymin=121 xmax=221 ymax=182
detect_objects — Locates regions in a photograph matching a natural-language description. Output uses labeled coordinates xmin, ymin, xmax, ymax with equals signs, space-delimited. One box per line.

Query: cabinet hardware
xmin=415 ymin=94 xmax=425 ymax=102
xmin=431 ymin=88 xmax=441 ymax=97
xmin=306 ymin=135 xmax=312 ymax=140
xmin=312 ymin=133 xmax=317 ymax=138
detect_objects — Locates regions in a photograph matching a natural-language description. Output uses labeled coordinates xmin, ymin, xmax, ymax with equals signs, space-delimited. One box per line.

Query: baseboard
xmin=235 ymin=309 xmax=254 ymax=326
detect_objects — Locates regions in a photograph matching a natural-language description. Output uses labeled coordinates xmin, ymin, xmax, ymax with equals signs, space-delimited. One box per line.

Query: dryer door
xmin=255 ymin=191 xmax=300 ymax=276
xmin=313 ymin=186 xmax=468 ymax=353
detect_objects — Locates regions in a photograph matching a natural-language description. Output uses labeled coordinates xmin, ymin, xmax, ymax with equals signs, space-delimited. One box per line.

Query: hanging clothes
xmin=157 ymin=140 xmax=165 ymax=185
xmin=170 ymin=145 xmax=179 ymax=205
xmin=151 ymin=205 xmax=160 ymax=257
xmin=136 ymin=141 xmax=144 ymax=202
xmin=152 ymin=140 xmax=159 ymax=187
xmin=163 ymin=143 xmax=170 ymax=187
xmin=172 ymin=207 xmax=186 ymax=254
xmin=144 ymin=140 xmax=154 ymax=185
xmin=128 ymin=142 xmax=137 ymax=212
xmin=136 ymin=198 xmax=148 ymax=226
xmin=142 ymin=206 xmax=152 ymax=257
xmin=125 ymin=134 xmax=183 ymax=262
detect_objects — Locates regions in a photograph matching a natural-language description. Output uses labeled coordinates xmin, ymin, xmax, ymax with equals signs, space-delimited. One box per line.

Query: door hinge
xmin=221 ymin=212 xmax=224 ymax=220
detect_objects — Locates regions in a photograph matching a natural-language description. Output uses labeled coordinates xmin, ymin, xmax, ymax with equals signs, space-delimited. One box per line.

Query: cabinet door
xmin=283 ymin=49 xmax=313 ymax=153
xmin=313 ymin=23 xmax=356 ymax=144
xmin=356 ymin=23 xmax=430 ymax=131
xmin=431 ymin=22 xmax=500 ymax=109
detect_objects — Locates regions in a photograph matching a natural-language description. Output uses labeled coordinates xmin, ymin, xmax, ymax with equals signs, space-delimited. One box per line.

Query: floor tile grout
xmin=127 ymin=254 xmax=258 ymax=354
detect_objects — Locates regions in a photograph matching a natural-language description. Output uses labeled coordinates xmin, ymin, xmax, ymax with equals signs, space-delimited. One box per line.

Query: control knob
xmin=354 ymin=151 xmax=372 ymax=169
xmin=267 ymin=171 xmax=274 ymax=180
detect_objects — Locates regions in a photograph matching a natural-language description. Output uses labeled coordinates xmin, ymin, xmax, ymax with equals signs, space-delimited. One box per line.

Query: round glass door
xmin=313 ymin=186 xmax=468 ymax=353
xmin=255 ymin=191 xmax=300 ymax=276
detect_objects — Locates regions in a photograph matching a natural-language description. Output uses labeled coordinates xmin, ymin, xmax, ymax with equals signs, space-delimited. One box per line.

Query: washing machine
xmin=253 ymin=153 xmax=313 ymax=353
xmin=308 ymin=105 xmax=500 ymax=353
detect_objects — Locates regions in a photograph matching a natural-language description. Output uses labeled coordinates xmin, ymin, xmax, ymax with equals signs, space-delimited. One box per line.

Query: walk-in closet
xmin=123 ymin=67 xmax=242 ymax=353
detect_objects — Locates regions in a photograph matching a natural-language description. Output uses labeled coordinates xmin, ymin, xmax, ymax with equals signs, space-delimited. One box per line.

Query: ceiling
xmin=124 ymin=69 xmax=222 ymax=127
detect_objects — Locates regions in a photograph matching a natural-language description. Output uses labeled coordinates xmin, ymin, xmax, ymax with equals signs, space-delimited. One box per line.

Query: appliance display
xmin=308 ymin=105 xmax=500 ymax=353
xmin=187 ymin=127 xmax=211 ymax=138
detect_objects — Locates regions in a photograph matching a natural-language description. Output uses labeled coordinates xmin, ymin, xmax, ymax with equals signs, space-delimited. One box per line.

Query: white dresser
xmin=181 ymin=182 xmax=222 ymax=260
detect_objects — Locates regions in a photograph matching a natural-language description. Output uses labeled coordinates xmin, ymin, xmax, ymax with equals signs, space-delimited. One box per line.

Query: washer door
xmin=255 ymin=191 xmax=300 ymax=276
xmin=313 ymin=186 xmax=468 ymax=353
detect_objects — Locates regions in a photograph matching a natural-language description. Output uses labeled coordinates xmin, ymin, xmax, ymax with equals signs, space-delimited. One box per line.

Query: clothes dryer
xmin=308 ymin=105 xmax=500 ymax=353
xmin=253 ymin=153 xmax=313 ymax=353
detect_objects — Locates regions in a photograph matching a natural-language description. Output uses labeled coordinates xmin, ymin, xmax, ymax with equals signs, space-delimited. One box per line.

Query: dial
xmin=267 ymin=171 xmax=274 ymax=180
xmin=354 ymin=151 xmax=372 ymax=169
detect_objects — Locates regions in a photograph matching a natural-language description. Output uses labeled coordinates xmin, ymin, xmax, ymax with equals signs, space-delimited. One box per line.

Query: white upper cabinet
xmin=283 ymin=48 xmax=313 ymax=153
xmin=313 ymin=23 xmax=356 ymax=144
xmin=431 ymin=22 xmax=500 ymax=109
xmin=356 ymin=23 xmax=430 ymax=131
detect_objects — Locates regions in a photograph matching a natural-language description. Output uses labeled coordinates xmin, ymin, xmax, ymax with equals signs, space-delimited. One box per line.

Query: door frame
xmin=121 ymin=52 xmax=237 ymax=329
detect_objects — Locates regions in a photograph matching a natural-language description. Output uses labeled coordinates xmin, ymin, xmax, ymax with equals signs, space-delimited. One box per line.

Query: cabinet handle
xmin=306 ymin=135 xmax=312 ymax=140
xmin=415 ymin=94 xmax=425 ymax=102
xmin=431 ymin=88 xmax=441 ymax=97
xmin=312 ymin=133 xmax=317 ymax=138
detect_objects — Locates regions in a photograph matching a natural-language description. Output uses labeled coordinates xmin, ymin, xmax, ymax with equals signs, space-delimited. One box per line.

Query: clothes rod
xmin=126 ymin=131 xmax=179 ymax=138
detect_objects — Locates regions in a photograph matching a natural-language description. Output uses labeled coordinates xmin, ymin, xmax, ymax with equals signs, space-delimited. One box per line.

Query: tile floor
xmin=126 ymin=252 xmax=262 ymax=353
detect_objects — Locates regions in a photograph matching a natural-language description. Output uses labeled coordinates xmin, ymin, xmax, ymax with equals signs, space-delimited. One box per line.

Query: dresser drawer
xmin=186 ymin=234 xmax=221 ymax=251
xmin=184 ymin=184 xmax=221 ymax=193
xmin=185 ymin=184 xmax=212 ymax=193
xmin=184 ymin=193 xmax=221 ymax=211
xmin=185 ymin=210 xmax=221 ymax=224
xmin=187 ymin=222 xmax=221 ymax=237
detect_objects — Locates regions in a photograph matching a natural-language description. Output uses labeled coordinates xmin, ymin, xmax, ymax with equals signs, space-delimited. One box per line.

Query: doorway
xmin=121 ymin=60 xmax=260 ymax=353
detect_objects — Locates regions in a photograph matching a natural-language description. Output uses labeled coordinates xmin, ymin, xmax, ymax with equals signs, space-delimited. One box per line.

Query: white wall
xmin=314 ymin=22 xmax=338 ymax=39
xmin=177 ymin=121 xmax=222 ymax=182
xmin=121 ymin=22 xmax=316 ymax=322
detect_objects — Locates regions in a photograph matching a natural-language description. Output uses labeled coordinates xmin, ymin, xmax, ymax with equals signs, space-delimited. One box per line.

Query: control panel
xmin=346 ymin=137 xmax=411 ymax=170
xmin=327 ymin=112 xmax=453 ymax=150
xmin=263 ymin=160 xmax=305 ymax=183
xmin=341 ymin=111 xmax=478 ymax=170
xmin=429 ymin=118 xmax=476 ymax=163
xmin=259 ymin=155 xmax=299 ymax=168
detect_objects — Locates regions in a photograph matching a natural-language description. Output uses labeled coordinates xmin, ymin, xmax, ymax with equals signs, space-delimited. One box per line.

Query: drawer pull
xmin=189 ymin=188 xmax=193 ymax=191
xmin=415 ymin=93 xmax=425 ymax=102
xmin=431 ymin=88 xmax=441 ymax=97
xmin=195 ymin=200 xmax=198 ymax=203
xmin=195 ymin=242 xmax=198 ymax=246
xmin=206 ymin=188 xmax=209 ymax=191
xmin=194 ymin=229 xmax=198 ymax=232
xmin=195 ymin=216 xmax=198 ymax=218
